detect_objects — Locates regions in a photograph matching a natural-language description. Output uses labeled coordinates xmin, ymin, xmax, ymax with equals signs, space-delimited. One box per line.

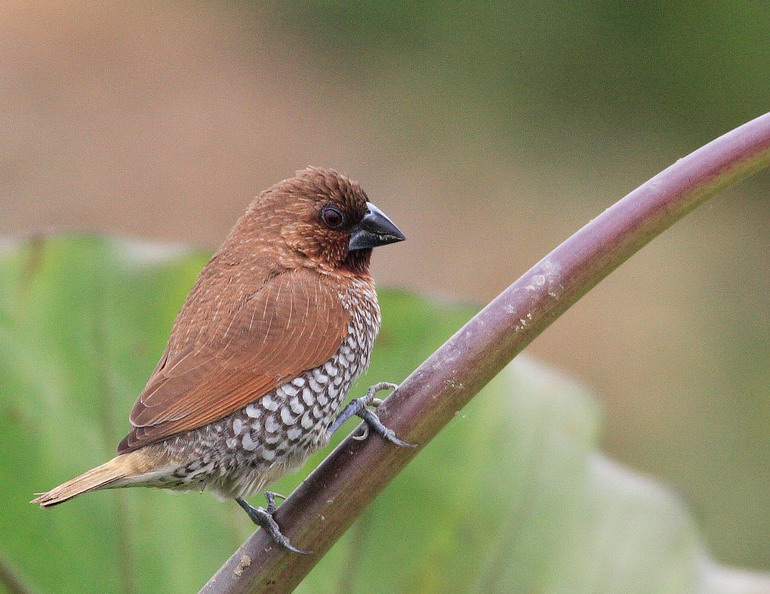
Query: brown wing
xmin=118 ymin=268 xmax=350 ymax=453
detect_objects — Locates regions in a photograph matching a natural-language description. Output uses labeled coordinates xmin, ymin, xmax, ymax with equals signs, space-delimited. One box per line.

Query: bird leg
xmin=236 ymin=493 xmax=310 ymax=554
xmin=328 ymin=382 xmax=416 ymax=448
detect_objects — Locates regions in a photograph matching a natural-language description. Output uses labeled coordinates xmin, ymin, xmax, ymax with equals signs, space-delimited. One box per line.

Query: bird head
xmin=254 ymin=167 xmax=405 ymax=274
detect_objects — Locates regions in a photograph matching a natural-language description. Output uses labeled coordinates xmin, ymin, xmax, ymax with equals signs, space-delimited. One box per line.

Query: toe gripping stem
xmin=328 ymin=382 xmax=417 ymax=448
xmin=236 ymin=492 xmax=310 ymax=555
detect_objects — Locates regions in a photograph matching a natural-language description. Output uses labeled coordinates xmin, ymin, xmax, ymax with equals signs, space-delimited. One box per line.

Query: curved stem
xmin=201 ymin=113 xmax=770 ymax=594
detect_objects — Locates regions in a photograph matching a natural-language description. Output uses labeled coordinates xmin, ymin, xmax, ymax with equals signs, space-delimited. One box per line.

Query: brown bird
xmin=33 ymin=167 xmax=408 ymax=552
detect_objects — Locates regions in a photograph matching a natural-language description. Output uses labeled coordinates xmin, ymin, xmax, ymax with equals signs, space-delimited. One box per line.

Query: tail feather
xmin=32 ymin=454 xmax=138 ymax=507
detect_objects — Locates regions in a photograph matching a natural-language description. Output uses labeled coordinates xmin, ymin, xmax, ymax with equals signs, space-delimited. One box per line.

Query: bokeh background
xmin=2 ymin=0 xmax=768 ymax=571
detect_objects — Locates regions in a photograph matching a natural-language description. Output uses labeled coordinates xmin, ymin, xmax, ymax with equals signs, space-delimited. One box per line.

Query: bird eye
xmin=321 ymin=205 xmax=345 ymax=229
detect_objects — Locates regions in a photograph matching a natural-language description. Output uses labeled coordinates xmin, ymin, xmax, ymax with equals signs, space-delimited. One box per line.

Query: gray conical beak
xmin=349 ymin=203 xmax=406 ymax=251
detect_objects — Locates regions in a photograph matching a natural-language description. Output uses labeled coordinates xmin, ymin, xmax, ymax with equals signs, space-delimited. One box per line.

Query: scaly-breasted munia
xmin=33 ymin=167 xmax=407 ymax=552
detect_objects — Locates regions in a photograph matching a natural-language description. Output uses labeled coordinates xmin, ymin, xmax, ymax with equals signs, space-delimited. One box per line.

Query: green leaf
xmin=0 ymin=235 xmax=766 ymax=593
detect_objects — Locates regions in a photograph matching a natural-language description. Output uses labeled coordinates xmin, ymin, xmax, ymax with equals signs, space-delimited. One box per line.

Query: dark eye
xmin=321 ymin=205 xmax=346 ymax=229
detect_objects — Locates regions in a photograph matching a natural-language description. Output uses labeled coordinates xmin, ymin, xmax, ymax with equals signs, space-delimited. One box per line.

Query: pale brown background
xmin=2 ymin=1 xmax=768 ymax=568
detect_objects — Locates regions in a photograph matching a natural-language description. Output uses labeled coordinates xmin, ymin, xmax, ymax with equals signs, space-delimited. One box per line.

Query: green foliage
xmin=273 ymin=1 xmax=770 ymax=147
xmin=1 ymin=235 xmax=767 ymax=592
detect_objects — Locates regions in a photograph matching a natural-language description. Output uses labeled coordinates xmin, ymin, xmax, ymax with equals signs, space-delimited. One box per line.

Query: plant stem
xmin=201 ymin=113 xmax=770 ymax=594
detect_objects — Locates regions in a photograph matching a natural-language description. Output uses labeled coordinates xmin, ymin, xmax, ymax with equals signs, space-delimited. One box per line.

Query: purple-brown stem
xmin=201 ymin=113 xmax=770 ymax=594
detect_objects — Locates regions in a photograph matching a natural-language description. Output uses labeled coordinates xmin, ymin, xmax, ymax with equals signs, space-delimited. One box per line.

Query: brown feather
xmin=116 ymin=167 xmax=373 ymax=453
xmin=32 ymin=449 xmax=164 ymax=506
xmin=118 ymin=264 xmax=351 ymax=453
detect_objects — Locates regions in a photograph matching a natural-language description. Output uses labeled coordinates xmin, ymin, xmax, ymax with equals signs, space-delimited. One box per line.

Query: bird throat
xmin=343 ymin=247 xmax=372 ymax=274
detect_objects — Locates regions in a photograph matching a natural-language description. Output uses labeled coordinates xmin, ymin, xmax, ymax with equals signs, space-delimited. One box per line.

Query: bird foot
xmin=328 ymin=382 xmax=417 ymax=448
xmin=236 ymin=494 xmax=310 ymax=555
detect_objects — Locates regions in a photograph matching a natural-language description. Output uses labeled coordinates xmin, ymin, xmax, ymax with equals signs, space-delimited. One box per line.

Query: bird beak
xmin=349 ymin=203 xmax=406 ymax=251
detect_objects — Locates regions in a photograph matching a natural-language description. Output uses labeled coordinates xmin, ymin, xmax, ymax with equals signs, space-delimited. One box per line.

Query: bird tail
xmin=32 ymin=452 xmax=149 ymax=508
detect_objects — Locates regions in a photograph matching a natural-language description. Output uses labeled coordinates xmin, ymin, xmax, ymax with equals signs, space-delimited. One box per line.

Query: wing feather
xmin=118 ymin=267 xmax=349 ymax=453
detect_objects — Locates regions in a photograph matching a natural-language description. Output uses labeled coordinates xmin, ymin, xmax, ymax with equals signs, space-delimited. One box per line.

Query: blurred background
xmin=1 ymin=0 xmax=768 ymax=570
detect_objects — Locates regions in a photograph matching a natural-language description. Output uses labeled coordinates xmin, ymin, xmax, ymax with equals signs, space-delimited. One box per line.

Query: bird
xmin=32 ymin=167 xmax=408 ymax=553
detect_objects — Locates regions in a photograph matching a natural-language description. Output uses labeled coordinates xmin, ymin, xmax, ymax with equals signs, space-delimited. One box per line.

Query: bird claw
xmin=264 ymin=491 xmax=287 ymax=514
xmin=356 ymin=407 xmax=417 ymax=448
xmin=328 ymin=382 xmax=417 ymax=448
xmin=236 ymin=496 xmax=311 ymax=555
xmin=352 ymin=424 xmax=369 ymax=441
